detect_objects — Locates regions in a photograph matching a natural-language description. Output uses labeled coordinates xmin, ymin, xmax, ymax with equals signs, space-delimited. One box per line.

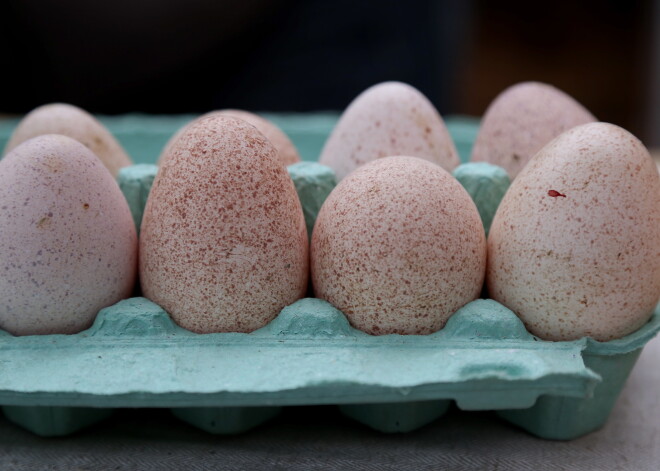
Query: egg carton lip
xmin=2 ymin=297 xmax=657 ymax=411
xmin=0 ymin=377 xmax=597 ymax=410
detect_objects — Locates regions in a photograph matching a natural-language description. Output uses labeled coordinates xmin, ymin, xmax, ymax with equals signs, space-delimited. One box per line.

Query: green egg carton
xmin=445 ymin=115 xmax=481 ymax=163
xmin=0 ymin=114 xmax=658 ymax=441
xmin=0 ymin=297 xmax=657 ymax=438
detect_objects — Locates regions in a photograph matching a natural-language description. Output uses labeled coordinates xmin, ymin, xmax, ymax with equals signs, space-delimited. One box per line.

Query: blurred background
xmin=1 ymin=0 xmax=659 ymax=146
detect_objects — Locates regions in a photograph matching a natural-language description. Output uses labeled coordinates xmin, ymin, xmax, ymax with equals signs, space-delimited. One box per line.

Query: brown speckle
xmin=36 ymin=216 xmax=51 ymax=229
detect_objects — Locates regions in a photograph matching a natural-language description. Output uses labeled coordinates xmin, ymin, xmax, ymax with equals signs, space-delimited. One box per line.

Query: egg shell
xmin=158 ymin=110 xmax=300 ymax=167
xmin=0 ymin=135 xmax=138 ymax=335
xmin=216 ymin=110 xmax=300 ymax=166
xmin=140 ymin=115 xmax=309 ymax=333
xmin=311 ymin=156 xmax=486 ymax=335
xmin=471 ymin=82 xmax=596 ymax=179
xmin=487 ymin=122 xmax=660 ymax=341
xmin=4 ymin=104 xmax=132 ymax=177
xmin=318 ymin=82 xmax=460 ymax=181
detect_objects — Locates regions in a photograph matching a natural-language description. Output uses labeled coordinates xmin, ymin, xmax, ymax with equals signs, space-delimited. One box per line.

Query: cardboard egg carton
xmin=0 ymin=115 xmax=657 ymax=440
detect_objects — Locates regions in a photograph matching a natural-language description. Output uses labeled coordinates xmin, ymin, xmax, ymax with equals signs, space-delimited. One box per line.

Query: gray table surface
xmin=0 ymin=336 xmax=657 ymax=471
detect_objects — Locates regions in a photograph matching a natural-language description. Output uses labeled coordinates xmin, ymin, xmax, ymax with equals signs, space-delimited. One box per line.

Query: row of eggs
xmin=0 ymin=82 xmax=658 ymax=343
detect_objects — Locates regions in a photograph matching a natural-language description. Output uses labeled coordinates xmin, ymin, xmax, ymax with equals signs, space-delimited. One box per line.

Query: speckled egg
xmin=140 ymin=115 xmax=309 ymax=333
xmin=216 ymin=110 xmax=300 ymax=165
xmin=471 ymin=82 xmax=596 ymax=179
xmin=487 ymin=122 xmax=660 ymax=341
xmin=4 ymin=103 xmax=132 ymax=177
xmin=311 ymin=156 xmax=486 ymax=335
xmin=319 ymin=82 xmax=460 ymax=181
xmin=159 ymin=110 xmax=300 ymax=167
xmin=0 ymin=135 xmax=138 ymax=335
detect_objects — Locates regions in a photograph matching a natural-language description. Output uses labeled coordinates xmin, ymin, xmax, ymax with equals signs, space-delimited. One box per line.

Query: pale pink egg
xmin=4 ymin=103 xmax=133 ymax=177
xmin=487 ymin=122 xmax=660 ymax=341
xmin=319 ymin=82 xmax=460 ymax=181
xmin=0 ymin=135 xmax=137 ymax=335
xmin=471 ymin=82 xmax=596 ymax=179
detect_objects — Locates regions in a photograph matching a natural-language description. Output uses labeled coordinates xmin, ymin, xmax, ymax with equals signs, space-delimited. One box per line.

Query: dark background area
xmin=1 ymin=0 xmax=658 ymax=145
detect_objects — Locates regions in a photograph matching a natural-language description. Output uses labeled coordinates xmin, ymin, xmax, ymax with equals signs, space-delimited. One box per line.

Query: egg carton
xmin=1 ymin=294 xmax=658 ymax=439
xmin=0 ymin=116 xmax=657 ymax=441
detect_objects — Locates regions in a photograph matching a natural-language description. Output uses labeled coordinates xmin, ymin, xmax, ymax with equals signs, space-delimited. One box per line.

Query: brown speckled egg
xmin=216 ymin=110 xmax=300 ymax=165
xmin=311 ymin=156 xmax=486 ymax=335
xmin=0 ymin=135 xmax=138 ymax=335
xmin=487 ymin=122 xmax=660 ymax=341
xmin=471 ymin=82 xmax=596 ymax=179
xmin=4 ymin=103 xmax=133 ymax=177
xmin=140 ymin=115 xmax=309 ymax=333
xmin=318 ymin=82 xmax=460 ymax=181
xmin=159 ymin=110 xmax=300 ymax=167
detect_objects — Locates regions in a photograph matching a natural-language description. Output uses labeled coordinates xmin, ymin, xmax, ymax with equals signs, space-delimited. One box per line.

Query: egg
xmin=487 ymin=122 xmax=660 ymax=341
xmin=4 ymin=103 xmax=132 ymax=177
xmin=0 ymin=135 xmax=138 ymax=335
xmin=311 ymin=156 xmax=486 ymax=335
xmin=471 ymin=82 xmax=596 ymax=179
xmin=318 ymin=82 xmax=460 ymax=181
xmin=216 ymin=110 xmax=300 ymax=165
xmin=140 ymin=115 xmax=309 ymax=333
xmin=159 ymin=109 xmax=300 ymax=167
